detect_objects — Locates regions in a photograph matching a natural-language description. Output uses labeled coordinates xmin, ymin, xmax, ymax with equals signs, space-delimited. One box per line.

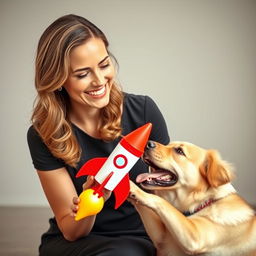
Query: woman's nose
xmin=92 ymin=70 xmax=105 ymax=86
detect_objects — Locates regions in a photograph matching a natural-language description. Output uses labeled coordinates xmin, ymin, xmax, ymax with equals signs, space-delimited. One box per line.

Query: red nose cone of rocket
xmin=123 ymin=123 xmax=152 ymax=153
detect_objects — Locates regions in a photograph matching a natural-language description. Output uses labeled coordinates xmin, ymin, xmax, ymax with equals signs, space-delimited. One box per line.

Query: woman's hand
xmin=83 ymin=176 xmax=112 ymax=201
xmin=71 ymin=176 xmax=112 ymax=216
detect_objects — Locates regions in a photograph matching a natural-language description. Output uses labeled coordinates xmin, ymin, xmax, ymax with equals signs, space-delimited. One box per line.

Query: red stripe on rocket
xmin=76 ymin=123 xmax=152 ymax=209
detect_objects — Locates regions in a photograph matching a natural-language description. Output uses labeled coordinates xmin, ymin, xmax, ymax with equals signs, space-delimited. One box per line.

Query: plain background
xmin=0 ymin=0 xmax=255 ymax=207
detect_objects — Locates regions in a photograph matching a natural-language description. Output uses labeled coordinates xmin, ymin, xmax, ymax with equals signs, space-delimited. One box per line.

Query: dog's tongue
xmin=136 ymin=172 xmax=167 ymax=183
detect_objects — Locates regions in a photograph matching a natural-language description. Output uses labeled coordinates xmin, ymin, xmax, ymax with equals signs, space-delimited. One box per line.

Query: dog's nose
xmin=147 ymin=141 xmax=156 ymax=150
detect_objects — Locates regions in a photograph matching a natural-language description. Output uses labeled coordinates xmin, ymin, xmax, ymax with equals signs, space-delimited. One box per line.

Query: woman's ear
xmin=200 ymin=150 xmax=234 ymax=188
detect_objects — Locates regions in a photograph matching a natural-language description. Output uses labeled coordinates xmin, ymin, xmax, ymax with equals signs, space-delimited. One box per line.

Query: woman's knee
xmin=97 ymin=237 xmax=156 ymax=256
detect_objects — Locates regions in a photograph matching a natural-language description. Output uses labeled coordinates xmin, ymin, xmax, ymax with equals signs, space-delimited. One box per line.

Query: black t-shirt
xmin=27 ymin=93 xmax=170 ymax=237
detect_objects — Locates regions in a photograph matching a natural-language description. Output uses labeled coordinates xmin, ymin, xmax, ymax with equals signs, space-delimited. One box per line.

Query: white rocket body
xmin=95 ymin=143 xmax=139 ymax=191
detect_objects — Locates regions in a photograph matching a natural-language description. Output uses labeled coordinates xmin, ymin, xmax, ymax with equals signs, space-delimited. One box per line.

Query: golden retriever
xmin=129 ymin=141 xmax=256 ymax=256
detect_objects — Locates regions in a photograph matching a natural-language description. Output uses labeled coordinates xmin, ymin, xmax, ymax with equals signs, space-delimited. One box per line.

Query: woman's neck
xmin=69 ymin=104 xmax=102 ymax=138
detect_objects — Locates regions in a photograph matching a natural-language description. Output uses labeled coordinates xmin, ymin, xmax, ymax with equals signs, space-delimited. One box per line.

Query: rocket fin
xmin=76 ymin=158 xmax=107 ymax=178
xmin=113 ymin=174 xmax=130 ymax=209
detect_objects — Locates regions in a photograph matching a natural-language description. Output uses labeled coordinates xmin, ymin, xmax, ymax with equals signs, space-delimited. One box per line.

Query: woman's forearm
xmin=58 ymin=213 xmax=96 ymax=241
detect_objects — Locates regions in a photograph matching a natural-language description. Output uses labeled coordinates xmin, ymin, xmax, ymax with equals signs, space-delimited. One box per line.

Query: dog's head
xmin=138 ymin=141 xmax=234 ymax=193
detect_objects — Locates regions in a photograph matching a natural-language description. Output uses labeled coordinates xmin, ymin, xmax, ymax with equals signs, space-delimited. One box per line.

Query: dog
xmin=129 ymin=141 xmax=256 ymax=256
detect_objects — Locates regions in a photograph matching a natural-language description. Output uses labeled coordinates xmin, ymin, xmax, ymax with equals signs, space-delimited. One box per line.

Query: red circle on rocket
xmin=113 ymin=154 xmax=128 ymax=169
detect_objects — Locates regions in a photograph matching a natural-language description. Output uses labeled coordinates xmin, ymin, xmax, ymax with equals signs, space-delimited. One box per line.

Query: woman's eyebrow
xmin=99 ymin=55 xmax=110 ymax=65
xmin=73 ymin=56 xmax=110 ymax=73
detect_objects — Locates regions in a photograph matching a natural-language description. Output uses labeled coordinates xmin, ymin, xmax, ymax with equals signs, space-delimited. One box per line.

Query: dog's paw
xmin=129 ymin=181 xmax=154 ymax=208
xmin=128 ymin=181 xmax=144 ymax=205
xmin=128 ymin=192 xmax=139 ymax=203
xmin=128 ymin=194 xmax=146 ymax=207
xmin=129 ymin=192 xmax=137 ymax=200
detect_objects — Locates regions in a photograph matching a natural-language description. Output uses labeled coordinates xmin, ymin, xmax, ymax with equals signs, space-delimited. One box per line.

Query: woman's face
xmin=64 ymin=37 xmax=115 ymax=111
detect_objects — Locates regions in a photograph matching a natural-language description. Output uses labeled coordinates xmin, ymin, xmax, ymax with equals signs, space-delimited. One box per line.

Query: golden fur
xmin=129 ymin=141 xmax=256 ymax=256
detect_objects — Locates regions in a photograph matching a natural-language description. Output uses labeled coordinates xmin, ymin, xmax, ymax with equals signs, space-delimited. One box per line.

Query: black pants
xmin=39 ymin=234 xmax=156 ymax=256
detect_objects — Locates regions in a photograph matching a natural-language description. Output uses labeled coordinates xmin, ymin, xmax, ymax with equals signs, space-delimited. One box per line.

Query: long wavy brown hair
xmin=32 ymin=14 xmax=123 ymax=167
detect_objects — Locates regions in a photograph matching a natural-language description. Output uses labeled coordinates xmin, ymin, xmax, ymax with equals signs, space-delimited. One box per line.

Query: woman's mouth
xmin=85 ymin=85 xmax=106 ymax=98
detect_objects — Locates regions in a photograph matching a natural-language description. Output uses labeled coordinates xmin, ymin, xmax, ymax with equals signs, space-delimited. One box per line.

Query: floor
xmin=1 ymin=205 xmax=255 ymax=256
xmin=0 ymin=206 xmax=52 ymax=256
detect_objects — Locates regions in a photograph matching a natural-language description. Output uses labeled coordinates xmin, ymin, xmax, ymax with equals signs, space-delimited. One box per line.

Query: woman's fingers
xmin=82 ymin=175 xmax=95 ymax=190
xmin=81 ymin=176 xmax=112 ymax=201
xmin=73 ymin=196 xmax=80 ymax=205
xmin=103 ymin=188 xmax=112 ymax=201
xmin=71 ymin=196 xmax=80 ymax=216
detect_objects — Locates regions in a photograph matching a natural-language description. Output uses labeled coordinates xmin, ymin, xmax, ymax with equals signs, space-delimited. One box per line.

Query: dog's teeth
xmin=155 ymin=175 xmax=172 ymax=181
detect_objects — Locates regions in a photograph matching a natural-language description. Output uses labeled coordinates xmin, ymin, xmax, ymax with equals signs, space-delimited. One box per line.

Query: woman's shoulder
xmin=27 ymin=125 xmax=39 ymax=140
xmin=122 ymin=92 xmax=160 ymax=127
xmin=27 ymin=124 xmax=46 ymax=154
xmin=123 ymin=92 xmax=158 ymax=112
xmin=122 ymin=92 xmax=170 ymax=144
xmin=27 ymin=125 xmax=45 ymax=145
xmin=27 ymin=124 xmax=65 ymax=170
xmin=124 ymin=92 xmax=147 ymax=102
xmin=123 ymin=92 xmax=153 ymax=107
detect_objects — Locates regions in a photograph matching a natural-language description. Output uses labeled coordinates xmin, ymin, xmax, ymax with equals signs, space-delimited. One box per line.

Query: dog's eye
xmin=174 ymin=147 xmax=186 ymax=156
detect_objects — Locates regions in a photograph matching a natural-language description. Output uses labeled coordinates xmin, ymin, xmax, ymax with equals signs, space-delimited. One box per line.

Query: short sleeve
xmin=144 ymin=96 xmax=170 ymax=145
xmin=27 ymin=126 xmax=65 ymax=171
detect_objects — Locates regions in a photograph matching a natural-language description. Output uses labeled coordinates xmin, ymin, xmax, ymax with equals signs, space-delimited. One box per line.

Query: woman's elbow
xmin=62 ymin=230 xmax=88 ymax=242
xmin=57 ymin=215 xmax=93 ymax=241
xmin=58 ymin=223 xmax=87 ymax=241
xmin=63 ymin=233 xmax=79 ymax=242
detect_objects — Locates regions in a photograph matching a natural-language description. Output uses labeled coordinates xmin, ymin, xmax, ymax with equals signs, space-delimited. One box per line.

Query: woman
xmin=27 ymin=14 xmax=170 ymax=256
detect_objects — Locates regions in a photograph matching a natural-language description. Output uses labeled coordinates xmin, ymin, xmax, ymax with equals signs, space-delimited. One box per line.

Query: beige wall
xmin=0 ymin=0 xmax=255 ymax=206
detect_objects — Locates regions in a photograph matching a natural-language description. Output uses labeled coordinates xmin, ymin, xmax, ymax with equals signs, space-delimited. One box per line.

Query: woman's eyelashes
xmin=76 ymin=63 xmax=110 ymax=79
xmin=100 ymin=62 xmax=110 ymax=69
xmin=76 ymin=72 xmax=89 ymax=79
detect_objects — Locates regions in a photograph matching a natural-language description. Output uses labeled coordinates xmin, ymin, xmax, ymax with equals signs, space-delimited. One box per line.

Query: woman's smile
xmin=85 ymin=85 xmax=107 ymax=98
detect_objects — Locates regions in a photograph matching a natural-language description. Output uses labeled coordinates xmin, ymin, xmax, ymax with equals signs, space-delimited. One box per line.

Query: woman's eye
xmin=174 ymin=147 xmax=186 ymax=156
xmin=100 ymin=63 xmax=110 ymax=69
xmin=77 ymin=73 xmax=89 ymax=79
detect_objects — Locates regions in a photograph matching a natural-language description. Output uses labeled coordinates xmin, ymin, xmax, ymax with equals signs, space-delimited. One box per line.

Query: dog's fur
xmin=129 ymin=141 xmax=256 ymax=256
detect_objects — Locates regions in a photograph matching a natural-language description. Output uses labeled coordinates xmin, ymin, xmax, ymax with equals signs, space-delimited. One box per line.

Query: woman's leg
xmin=39 ymin=234 xmax=156 ymax=256
xmin=93 ymin=236 xmax=156 ymax=256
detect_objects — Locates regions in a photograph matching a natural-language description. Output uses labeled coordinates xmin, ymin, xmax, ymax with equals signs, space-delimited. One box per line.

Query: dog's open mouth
xmin=136 ymin=159 xmax=178 ymax=187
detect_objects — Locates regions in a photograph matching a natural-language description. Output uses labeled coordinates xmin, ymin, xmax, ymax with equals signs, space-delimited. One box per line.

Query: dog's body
xmin=129 ymin=141 xmax=256 ymax=256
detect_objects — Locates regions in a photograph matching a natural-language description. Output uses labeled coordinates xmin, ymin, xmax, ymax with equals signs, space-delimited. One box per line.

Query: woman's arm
xmin=37 ymin=167 xmax=96 ymax=241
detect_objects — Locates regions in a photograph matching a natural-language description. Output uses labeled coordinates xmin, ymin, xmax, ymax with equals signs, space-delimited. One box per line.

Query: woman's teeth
xmin=87 ymin=86 xmax=105 ymax=96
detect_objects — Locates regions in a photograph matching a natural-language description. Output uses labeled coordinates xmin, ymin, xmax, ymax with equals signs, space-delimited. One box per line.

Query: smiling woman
xmin=32 ymin=15 xmax=123 ymax=167
xmin=64 ymin=38 xmax=115 ymax=113
xmin=27 ymin=14 xmax=170 ymax=256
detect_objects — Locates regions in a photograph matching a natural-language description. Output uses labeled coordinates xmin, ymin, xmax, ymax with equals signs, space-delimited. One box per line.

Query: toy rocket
xmin=75 ymin=123 xmax=152 ymax=221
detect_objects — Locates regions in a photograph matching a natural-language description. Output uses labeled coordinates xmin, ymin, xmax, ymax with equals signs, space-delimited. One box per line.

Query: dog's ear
xmin=200 ymin=150 xmax=234 ymax=187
